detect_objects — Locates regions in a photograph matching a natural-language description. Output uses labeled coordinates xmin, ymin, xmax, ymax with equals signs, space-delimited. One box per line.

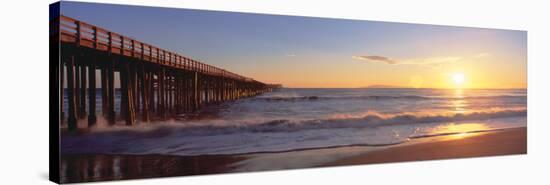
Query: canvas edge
xmin=49 ymin=1 xmax=61 ymax=184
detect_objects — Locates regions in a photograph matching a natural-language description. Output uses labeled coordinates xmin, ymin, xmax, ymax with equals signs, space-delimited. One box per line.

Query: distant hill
xmin=362 ymin=85 xmax=408 ymax=89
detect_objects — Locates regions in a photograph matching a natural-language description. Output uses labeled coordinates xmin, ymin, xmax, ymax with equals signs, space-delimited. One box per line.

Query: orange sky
xmin=64 ymin=2 xmax=527 ymax=89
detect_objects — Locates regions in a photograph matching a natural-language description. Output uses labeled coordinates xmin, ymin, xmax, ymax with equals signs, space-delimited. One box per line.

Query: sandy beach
xmin=324 ymin=127 xmax=526 ymax=166
xmin=60 ymin=127 xmax=526 ymax=183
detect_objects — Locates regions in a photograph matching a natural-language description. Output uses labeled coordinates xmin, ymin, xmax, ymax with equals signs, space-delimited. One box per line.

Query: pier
xmin=52 ymin=15 xmax=272 ymax=130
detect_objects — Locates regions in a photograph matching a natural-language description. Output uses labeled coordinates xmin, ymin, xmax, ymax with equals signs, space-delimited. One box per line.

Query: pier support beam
xmin=158 ymin=68 xmax=166 ymax=119
xmin=193 ymin=72 xmax=198 ymax=111
xmin=148 ymin=70 xmax=155 ymax=117
xmin=79 ymin=61 xmax=87 ymax=119
xmin=87 ymin=58 xmax=97 ymax=126
xmin=66 ymin=55 xmax=77 ymax=131
xmin=107 ymin=61 xmax=116 ymax=124
xmin=60 ymin=59 xmax=65 ymax=124
xmin=139 ymin=65 xmax=150 ymax=122
xmin=120 ymin=63 xmax=136 ymax=125
xmin=101 ymin=62 xmax=109 ymax=117
xmin=75 ymin=62 xmax=81 ymax=119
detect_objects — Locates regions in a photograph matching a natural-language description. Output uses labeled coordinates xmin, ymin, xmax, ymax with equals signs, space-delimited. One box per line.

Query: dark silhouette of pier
xmin=52 ymin=15 xmax=273 ymax=130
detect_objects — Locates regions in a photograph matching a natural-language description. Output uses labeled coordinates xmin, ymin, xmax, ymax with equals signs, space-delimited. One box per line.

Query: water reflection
xmin=59 ymin=154 xmax=240 ymax=183
xmin=425 ymin=123 xmax=491 ymax=139
xmin=450 ymin=89 xmax=467 ymax=114
xmin=450 ymin=132 xmax=474 ymax=139
xmin=453 ymin=89 xmax=464 ymax=99
xmin=60 ymin=155 xmax=116 ymax=183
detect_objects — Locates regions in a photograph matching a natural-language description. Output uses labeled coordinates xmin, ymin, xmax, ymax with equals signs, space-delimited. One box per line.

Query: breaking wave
xmin=84 ymin=108 xmax=527 ymax=136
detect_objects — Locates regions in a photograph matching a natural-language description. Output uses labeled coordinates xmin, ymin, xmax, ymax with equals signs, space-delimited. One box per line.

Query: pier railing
xmin=58 ymin=15 xmax=253 ymax=82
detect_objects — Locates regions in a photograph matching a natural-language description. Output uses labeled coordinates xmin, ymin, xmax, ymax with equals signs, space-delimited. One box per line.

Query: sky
xmin=60 ymin=1 xmax=527 ymax=89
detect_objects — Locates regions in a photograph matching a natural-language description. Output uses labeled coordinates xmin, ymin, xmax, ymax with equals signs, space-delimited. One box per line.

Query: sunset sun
xmin=452 ymin=73 xmax=465 ymax=86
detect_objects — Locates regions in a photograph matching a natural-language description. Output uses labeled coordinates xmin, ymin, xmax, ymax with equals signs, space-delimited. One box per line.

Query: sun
xmin=451 ymin=73 xmax=465 ymax=86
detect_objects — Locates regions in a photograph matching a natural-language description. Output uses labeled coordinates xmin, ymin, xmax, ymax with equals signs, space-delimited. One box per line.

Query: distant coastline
xmin=362 ymin=85 xmax=408 ymax=89
xmin=273 ymin=87 xmax=527 ymax=90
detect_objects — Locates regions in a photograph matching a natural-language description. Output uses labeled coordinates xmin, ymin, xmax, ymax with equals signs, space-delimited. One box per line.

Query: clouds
xmin=352 ymin=55 xmax=398 ymax=64
xmin=352 ymin=53 xmax=489 ymax=68
xmin=404 ymin=56 xmax=462 ymax=67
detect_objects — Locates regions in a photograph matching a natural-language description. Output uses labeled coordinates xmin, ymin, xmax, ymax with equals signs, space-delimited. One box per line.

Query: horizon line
xmin=277 ymin=87 xmax=527 ymax=90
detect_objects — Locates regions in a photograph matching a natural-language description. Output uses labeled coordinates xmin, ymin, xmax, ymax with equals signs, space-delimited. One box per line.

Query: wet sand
xmin=324 ymin=127 xmax=526 ymax=166
xmin=59 ymin=154 xmax=244 ymax=183
xmin=59 ymin=127 xmax=526 ymax=183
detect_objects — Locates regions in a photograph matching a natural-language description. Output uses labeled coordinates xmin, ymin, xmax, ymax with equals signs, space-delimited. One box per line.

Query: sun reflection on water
xmin=435 ymin=123 xmax=489 ymax=133
xmin=450 ymin=89 xmax=467 ymax=114
xmin=450 ymin=132 xmax=473 ymax=139
xmin=427 ymin=123 xmax=491 ymax=139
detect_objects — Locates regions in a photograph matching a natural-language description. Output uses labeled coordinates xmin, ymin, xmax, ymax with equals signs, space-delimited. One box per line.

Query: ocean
xmin=61 ymin=88 xmax=527 ymax=156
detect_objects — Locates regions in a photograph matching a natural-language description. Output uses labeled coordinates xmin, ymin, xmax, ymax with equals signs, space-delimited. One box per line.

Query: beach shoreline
xmin=323 ymin=127 xmax=526 ymax=167
xmin=59 ymin=127 xmax=526 ymax=183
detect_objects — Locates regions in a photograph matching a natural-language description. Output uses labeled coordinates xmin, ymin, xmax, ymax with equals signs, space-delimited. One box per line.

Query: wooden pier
xmin=52 ymin=15 xmax=272 ymax=130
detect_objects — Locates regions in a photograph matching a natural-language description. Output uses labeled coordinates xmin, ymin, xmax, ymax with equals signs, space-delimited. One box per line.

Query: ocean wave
xmin=242 ymin=109 xmax=526 ymax=132
xmin=253 ymin=95 xmax=526 ymax=102
xmin=61 ymin=109 xmax=526 ymax=156
xmin=85 ymin=108 xmax=527 ymax=137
